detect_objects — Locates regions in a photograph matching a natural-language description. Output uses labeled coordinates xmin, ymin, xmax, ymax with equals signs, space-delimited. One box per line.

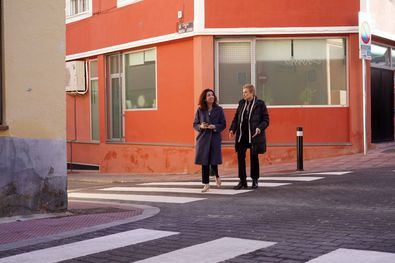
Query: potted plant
xmin=299 ymin=87 xmax=316 ymax=105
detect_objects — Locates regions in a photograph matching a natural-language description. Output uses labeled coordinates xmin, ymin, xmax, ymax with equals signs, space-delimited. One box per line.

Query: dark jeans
xmin=237 ymin=142 xmax=259 ymax=182
xmin=202 ymin=165 xmax=218 ymax=184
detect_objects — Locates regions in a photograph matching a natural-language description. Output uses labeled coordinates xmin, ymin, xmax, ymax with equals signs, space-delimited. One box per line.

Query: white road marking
xmin=135 ymin=237 xmax=276 ymax=263
xmin=69 ymin=193 xmax=206 ymax=203
xmin=0 ymin=229 xmax=178 ymax=263
xmin=299 ymin=171 xmax=353 ymax=175
xmin=221 ymin=177 xmax=324 ymax=182
xmin=307 ymin=248 xmax=395 ymax=263
xmin=138 ymin=182 xmax=290 ymax=187
xmin=99 ymin=187 xmax=252 ymax=195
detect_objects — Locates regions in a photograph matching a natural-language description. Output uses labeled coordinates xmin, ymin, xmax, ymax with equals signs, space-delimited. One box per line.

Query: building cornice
xmin=66 ymin=26 xmax=359 ymax=60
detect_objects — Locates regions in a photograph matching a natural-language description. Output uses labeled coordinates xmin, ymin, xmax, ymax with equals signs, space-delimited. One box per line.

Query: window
xmin=65 ymin=0 xmax=92 ymax=23
xmin=124 ymin=49 xmax=157 ymax=110
xmin=371 ymin=44 xmax=391 ymax=68
xmin=117 ymin=0 xmax=142 ymax=8
xmin=217 ymin=41 xmax=252 ymax=105
xmin=89 ymin=60 xmax=99 ymax=141
xmin=106 ymin=54 xmax=123 ymax=140
xmin=216 ymin=38 xmax=348 ymax=107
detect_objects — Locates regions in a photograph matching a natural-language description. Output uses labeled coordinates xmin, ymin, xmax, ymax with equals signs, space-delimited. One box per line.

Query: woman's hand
xmin=252 ymin=128 xmax=261 ymax=138
xmin=199 ymin=122 xmax=208 ymax=129
xmin=229 ymin=130 xmax=235 ymax=139
xmin=207 ymin=124 xmax=216 ymax=130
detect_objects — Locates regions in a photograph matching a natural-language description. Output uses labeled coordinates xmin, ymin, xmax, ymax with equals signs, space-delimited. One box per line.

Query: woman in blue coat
xmin=193 ymin=89 xmax=226 ymax=192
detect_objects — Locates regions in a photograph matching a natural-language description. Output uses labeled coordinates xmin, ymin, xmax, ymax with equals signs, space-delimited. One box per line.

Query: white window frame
xmin=66 ymin=0 xmax=93 ymax=24
xmin=117 ymin=0 xmax=143 ymax=8
xmin=89 ymin=59 xmax=100 ymax=142
xmin=122 ymin=48 xmax=158 ymax=112
xmin=215 ymin=37 xmax=349 ymax=109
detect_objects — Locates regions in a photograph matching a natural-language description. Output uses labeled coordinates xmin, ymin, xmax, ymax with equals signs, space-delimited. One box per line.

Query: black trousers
xmin=237 ymin=142 xmax=259 ymax=182
xmin=202 ymin=165 xmax=218 ymax=184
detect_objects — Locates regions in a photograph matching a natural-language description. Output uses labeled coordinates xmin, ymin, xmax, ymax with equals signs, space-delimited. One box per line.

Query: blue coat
xmin=193 ymin=106 xmax=226 ymax=165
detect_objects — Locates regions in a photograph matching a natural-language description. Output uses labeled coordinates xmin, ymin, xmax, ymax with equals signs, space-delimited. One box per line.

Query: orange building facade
xmin=66 ymin=0 xmax=395 ymax=173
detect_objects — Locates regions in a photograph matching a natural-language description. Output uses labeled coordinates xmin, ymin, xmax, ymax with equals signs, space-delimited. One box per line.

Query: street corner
xmin=0 ymin=200 xmax=159 ymax=253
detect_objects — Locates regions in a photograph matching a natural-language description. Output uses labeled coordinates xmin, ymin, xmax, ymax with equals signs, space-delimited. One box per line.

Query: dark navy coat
xmin=230 ymin=97 xmax=269 ymax=154
xmin=193 ymin=106 xmax=226 ymax=165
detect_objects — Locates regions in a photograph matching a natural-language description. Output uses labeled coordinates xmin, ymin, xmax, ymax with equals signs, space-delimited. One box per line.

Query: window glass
xmin=124 ymin=50 xmax=156 ymax=109
xmin=111 ymin=79 xmax=121 ymax=138
xmin=106 ymin=54 xmax=123 ymax=140
xmin=110 ymin=55 xmax=119 ymax=75
xmin=218 ymin=42 xmax=251 ymax=104
xmin=90 ymin=60 xmax=98 ymax=78
xmin=392 ymin=48 xmax=395 ymax=68
xmin=89 ymin=61 xmax=99 ymax=141
xmin=68 ymin=0 xmax=88 ymax=16
xmin=255 ymin=38 xmax=347 ymax=106
xmin=90 ymin=79 xmax=99 ymax=140
xmin=256 ymin=40 xmax=291 ymax=104
xmin=217 ymin=38 xmax=348 ymax=106
xmin=371 ymin=44 xmax=391 ymax=67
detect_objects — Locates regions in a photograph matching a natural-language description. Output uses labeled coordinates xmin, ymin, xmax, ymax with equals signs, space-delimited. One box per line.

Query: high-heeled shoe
xmin=215 ymin=176 xmax=221 ymax=188
xmin=201 ymin=184 xmax=210 ymax=193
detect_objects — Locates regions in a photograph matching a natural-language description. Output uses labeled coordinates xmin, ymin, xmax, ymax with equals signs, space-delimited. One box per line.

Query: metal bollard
xmin=296 ymin=127 xmax=304 ymax=171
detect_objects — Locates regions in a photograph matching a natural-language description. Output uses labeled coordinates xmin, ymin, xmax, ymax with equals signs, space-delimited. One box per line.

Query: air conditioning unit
xmin=65 ymin=61 xmax=86 ymax=92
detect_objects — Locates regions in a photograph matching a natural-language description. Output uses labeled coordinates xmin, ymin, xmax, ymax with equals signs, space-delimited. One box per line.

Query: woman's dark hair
xmin=198 ymin=89 xmax=218 ymax=111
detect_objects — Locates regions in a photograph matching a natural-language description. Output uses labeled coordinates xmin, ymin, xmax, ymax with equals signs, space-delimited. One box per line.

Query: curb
xmin=0 ymin=200 xmax=159 ymax=252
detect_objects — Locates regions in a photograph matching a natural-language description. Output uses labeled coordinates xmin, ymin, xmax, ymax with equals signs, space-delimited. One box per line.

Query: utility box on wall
xmin=65 ymin=61 xmax=86 ymax=92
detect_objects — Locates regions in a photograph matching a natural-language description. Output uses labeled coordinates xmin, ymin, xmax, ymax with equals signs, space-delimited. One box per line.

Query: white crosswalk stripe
xmin=99 ymin=187 xmax=252 ymax=195
xmin=0 ymin=229 xmax=178 ymax=263
xmin=299 ymin=171 xmax=353 ymax=175
xmin=69 ymin=192 xmax=206 ymax=203
xmin=134 ymin=237 xmax=276 ymax=263
xmin=307 ymin=248 xmax=395 ymax=263
xmin=139 ymin=182 xmax=290 ymax=187
xmin=220 ymin=176 xmax=324 ymax=182
xmin=70 ymin=174 xmax=331 ymax=205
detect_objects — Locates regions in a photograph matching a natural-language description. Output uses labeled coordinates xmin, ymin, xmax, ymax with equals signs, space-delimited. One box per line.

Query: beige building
xmin=0 ymin=0 xmax=66 ymax=216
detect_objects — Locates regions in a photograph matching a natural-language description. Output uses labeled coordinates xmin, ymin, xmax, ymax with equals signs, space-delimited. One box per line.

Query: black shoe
xmin=252 ymin=179 xmax=258 ymax=189
xmin=233 ymin=181 xmax=248 ymax=190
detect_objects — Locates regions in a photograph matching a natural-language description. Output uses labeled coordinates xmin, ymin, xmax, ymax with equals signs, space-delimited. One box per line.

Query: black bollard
xmin=296 ymin=127 xmax=304 ymax=171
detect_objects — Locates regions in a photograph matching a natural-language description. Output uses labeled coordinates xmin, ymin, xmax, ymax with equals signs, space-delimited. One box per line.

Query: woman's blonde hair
xmin=242 ymin=84 xmax=256 ymax=95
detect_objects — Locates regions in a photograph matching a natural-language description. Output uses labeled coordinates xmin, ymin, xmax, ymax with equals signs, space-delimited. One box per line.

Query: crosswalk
xmin=134 ymin=237 xmax=275 ymax=263
xmin=68 ymin=174 xmax=335 ymax=205
xmin=1 ymin=227 xmax=394 ymax=263
xmin=0 ymin=229 xmax=178 ymax=263
xmin=307 ymin=248 xmax=395 ymax=263
xmin=68 ymin=193 xmax=206 ymax=204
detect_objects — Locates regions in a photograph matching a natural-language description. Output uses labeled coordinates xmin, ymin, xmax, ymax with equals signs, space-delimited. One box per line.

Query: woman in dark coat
xmin=193 ymin=89 xmax=226 ymax=192
xmin=229 ymin=84 xmax=269 ymax=189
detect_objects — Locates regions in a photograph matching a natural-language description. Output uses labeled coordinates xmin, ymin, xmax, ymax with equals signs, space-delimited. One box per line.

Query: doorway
xmin=371 ymin=67 xmax=394 ymax=143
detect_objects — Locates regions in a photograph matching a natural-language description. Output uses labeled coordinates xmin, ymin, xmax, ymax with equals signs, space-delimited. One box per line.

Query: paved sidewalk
xmin=0 ymin=201 xmax=159 ymax=252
